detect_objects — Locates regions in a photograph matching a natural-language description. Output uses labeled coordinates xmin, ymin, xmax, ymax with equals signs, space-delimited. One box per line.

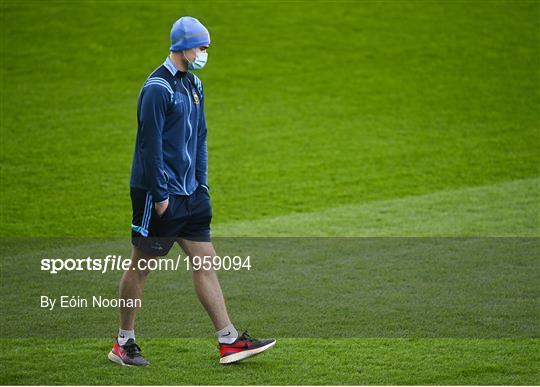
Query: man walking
xmin=108 ymin=16 xmax=276 ymax=367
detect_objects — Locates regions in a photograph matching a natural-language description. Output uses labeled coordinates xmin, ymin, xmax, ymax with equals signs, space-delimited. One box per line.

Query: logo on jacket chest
xmin=191 ymin=88 xmax=200 ymax=105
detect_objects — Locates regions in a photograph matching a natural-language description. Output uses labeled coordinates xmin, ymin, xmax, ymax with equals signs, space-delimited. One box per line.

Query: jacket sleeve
xmin=196 ymin=97 xmax=209 ymax=190
xmin=139 ymin=84 xmax=170 ymax=203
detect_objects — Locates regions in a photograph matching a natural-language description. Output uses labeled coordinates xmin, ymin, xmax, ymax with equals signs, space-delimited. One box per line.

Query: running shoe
xmin=219 ymin=330 xmax=276 ymax=364
xmin=108 ymin=338 xmax=150 ymax=367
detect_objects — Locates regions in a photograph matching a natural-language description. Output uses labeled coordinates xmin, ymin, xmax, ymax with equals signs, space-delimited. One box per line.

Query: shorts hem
xmin=131 ymin=237 xmax=174 ymax=257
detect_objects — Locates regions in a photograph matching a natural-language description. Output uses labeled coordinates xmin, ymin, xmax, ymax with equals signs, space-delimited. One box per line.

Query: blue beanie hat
xmin=170 ymin=16 xmax=210 ymax=52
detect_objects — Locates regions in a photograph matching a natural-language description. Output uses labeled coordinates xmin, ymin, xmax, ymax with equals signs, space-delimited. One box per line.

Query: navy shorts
xmin=130 ymin=184 xmax=212 ymax=256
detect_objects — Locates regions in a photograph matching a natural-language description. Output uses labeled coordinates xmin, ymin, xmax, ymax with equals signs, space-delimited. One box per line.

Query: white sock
xmin=118 ymin=329 xmax=135 ymax=346
xmin=216 ymin=323 xmax=238 ymax=344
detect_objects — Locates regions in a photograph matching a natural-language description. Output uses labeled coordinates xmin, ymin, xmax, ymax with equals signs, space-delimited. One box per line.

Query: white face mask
xmin=185 ymin=50 xmax=208 ymax=70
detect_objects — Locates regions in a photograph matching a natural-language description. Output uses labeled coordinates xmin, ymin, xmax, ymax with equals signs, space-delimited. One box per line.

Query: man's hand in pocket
xmin=155 ymin=199 xmax=169 ymax=217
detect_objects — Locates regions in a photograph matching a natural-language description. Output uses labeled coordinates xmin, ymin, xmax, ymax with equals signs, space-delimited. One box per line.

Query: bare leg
xmin=119 ymin=245 xmax=156 ymax=330
xmin=177 ymin=239 xmax=232 ymax=331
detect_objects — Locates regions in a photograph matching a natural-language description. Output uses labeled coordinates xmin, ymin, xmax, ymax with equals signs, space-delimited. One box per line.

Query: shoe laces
xmin=239 ymin=330 xmax=253 ymax=341
xmin=123 ymin=339 xmax=143 ymax=358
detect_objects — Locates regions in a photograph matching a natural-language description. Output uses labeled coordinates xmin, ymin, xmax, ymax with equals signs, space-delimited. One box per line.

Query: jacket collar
xmin=164 ymin=56 xmax=187 ymax=78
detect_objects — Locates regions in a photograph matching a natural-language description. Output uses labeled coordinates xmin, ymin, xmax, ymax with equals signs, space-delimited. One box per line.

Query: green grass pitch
xmin=1 ymin=0 xmax=539 ymax=385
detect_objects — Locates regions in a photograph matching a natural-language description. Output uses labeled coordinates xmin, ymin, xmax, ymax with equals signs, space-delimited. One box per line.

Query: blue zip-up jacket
xmin=130 ymin=57 xmax=208 ymax=202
